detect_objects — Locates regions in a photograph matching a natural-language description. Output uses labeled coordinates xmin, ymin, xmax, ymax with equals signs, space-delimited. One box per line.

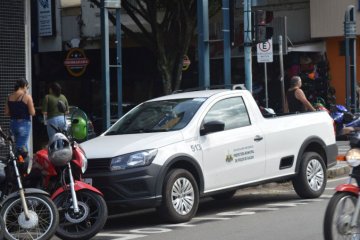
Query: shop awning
xmin=287 ymin=41 xmax=326 ymax=53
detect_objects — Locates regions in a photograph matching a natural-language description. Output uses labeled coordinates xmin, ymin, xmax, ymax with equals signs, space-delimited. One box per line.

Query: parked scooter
xmin=31 ymin=102 xmax=108 ymax=240
xmin=323 ymin=130 xmax=360 ymax=239
xmin=330 ymin=104 xmax=360 ymax=138
xmin=0 ymin=126 xmax=59 ymax=240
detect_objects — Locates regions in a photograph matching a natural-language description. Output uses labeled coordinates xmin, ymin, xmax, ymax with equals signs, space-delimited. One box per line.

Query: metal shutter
xmin=0 ymin=0 xmax=25 ymax=155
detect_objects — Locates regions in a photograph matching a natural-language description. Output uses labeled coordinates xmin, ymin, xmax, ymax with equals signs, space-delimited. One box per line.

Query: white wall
xmin=311 ymin=0 xmax=360 ymax=38
xmin=277 ymin=8 xmax=310 ymax=43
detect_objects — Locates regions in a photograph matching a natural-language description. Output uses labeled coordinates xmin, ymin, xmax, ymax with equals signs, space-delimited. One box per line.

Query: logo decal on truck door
xmin=227 ymin=145 xmax=255 ymax=163
xmin=226 ymin=151 xmax=234 ymax=162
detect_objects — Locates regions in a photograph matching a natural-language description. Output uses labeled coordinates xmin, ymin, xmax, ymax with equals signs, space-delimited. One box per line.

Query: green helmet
xmin=71 ymin=117 xmax=87 ymax=140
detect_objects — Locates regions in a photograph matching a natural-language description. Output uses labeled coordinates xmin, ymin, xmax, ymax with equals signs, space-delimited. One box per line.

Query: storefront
xmin=326 ymin=36 xmax=360 ymax=107
xmin=285 ymin=41 xmax=332 ymax=106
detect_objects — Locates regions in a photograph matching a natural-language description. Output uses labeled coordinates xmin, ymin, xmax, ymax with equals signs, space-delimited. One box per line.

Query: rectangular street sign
xmin=104 ymin=0 xmax=121 ymax=8
xmin=257 ymin=39 xmax=273 ymax=63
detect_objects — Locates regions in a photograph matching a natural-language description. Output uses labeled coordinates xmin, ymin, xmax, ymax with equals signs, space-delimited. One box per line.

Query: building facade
xmin=0 ymin=0 xmax=32 ymax=153
xmin=310 ymin=0 xmax=360 ymax=107
xmin=2 ymin=0 xmax=349 ymax=152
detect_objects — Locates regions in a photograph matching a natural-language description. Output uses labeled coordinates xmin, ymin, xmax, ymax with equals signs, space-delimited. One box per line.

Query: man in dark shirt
xmin=285 ymin=76 xmax=316 ymax=113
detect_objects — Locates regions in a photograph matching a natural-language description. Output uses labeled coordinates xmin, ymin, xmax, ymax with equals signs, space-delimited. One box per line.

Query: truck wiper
xmin=143 ymin=129 xmax=168 ymax=132
xmin=126 ymin=129 xmax=168 ymax=133
xmin=106 ymin=129 xmax=168 ymax=135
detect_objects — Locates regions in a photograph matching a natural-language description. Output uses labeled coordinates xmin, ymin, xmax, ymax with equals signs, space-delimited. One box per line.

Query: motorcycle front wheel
xmin=53 ymin=190 xmax=108 ymax=240
xmin=1 ymin=193 xmax=59 ymax=240
xmin=324 ymin=191 xmax=360 ymax=240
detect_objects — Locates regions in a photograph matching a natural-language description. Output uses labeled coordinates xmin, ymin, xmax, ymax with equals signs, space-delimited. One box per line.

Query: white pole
xmin=279 ymin=35 xmax=286 ymax=112
xmin=264 ymin=63 xmax=268 ymax=108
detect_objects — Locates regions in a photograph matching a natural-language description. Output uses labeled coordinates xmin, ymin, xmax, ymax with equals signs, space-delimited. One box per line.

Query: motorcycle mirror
xmin=8 ymin=130 xmax=15 ymax=143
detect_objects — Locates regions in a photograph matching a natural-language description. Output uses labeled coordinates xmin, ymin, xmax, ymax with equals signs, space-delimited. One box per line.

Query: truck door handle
xmin=254 ymin=135 xmax=263 ymax=142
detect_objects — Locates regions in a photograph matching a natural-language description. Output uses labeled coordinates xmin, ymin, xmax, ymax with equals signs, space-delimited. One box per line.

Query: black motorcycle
xmin=0 ymin=126 xmax=59 ymax=240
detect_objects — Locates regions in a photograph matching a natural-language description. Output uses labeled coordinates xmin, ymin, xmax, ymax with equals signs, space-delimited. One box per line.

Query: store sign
xmin=38 ymin=0 xmax=55 ymax=37
xmin=64 ymin=48 xmax=90 ymax=77
xmin=104 ymin=0 xmax=121 ymax=8
xmin=182 ymin=55 xmax=191 ymax=71
xmin=257 ymin=39 xmax=273 ymax=63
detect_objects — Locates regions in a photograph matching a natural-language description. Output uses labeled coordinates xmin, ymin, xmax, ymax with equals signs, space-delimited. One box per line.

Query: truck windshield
xmin=106 ymin=98 xmax=205 ymax=135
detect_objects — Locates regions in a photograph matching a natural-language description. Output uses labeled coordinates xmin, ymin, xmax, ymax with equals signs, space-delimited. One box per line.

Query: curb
xmin=327 ymin=161 xmax=350 ymax=179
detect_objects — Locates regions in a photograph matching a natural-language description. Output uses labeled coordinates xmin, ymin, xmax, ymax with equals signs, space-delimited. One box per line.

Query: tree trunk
xmin=158 ymin=59 xmax=173 ymax=95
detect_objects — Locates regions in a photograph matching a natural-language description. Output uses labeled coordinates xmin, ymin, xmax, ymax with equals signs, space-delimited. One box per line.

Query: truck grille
xmin=87 ymin=158 xmax=111 ymax=173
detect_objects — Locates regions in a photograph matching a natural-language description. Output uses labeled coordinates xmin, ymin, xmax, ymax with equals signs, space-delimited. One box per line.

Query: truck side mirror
xmin=200 ymin=121 xmax=225 ymax=136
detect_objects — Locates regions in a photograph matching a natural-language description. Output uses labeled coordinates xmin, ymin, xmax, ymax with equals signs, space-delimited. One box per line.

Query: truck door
xmin=199 ymin=96 xmax=266 ymax=191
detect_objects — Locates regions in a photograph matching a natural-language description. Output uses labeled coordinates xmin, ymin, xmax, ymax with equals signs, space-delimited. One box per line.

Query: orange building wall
xmin=326 ymin=37 xmax=360 ymax=105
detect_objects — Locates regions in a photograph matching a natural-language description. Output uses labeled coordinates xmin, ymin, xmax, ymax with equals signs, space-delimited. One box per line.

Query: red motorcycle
xmin=323 ymin=131 xmax=360 ymax=239
xmin=31 ymin=127 xmax=108 ymax=240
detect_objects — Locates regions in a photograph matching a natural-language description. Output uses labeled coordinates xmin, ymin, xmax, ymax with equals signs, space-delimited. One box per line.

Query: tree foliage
xmin=89 ymin=0 xmax=221 ymax=95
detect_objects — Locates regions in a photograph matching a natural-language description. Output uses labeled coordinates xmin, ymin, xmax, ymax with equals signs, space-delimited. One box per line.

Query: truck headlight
xmin=346 ymin=148 xmax=360 ymax=167
xmin=110 ymin=149 xmax=158 ymax=171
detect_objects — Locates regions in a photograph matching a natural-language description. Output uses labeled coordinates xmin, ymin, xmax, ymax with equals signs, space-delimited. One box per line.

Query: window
xmin=106 ymin=98 xmax=205 ymax=135
xmin=203 ymin=97 xmax=250 ymax=131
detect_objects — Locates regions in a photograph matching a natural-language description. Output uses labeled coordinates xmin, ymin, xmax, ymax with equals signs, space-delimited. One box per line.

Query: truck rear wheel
xmin=292 ymin=151 xmax=326 ymax=198
xmin=157 ymin=169 xmax=199 ymax=223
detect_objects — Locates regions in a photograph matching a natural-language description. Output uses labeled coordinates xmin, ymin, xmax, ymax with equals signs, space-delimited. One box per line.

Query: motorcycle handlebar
xmin=50 ymin=123 xmax=68 ymax=135
xmin=49 ymin=124 xmax=76 ymax=144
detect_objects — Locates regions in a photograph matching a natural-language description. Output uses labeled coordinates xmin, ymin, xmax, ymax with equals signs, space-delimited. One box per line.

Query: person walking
xmin=4 ymin=78 xmax=36 ymax=150
xmin=42 ymin=82 xmax=69 ymax=139
xmin=285 ymin=76 xmax=316 ymax=113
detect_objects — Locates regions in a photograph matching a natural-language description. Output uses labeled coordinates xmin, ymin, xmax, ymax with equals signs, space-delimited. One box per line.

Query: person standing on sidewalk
xmin=4 ymin=78 xmax=36 ymax=150
xmin=285 ymin=75 xmax=316 ymax=113
xmin=42 ymin=82 xmax=69 ymax=140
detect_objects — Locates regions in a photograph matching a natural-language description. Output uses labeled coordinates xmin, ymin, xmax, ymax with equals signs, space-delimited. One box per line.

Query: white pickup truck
xmin=81 ymin=88 xmax=337 ymax=223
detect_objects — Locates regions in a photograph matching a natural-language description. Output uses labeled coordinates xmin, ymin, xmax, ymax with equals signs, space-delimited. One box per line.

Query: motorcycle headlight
xmin=81 ymin=156 xmax=88 ymax=174
xmin=110 ymin=149 xmax=158 ymax=171
xmin=346 ymin=148 xmax=360 ymax=167
xmin=78 ymin=145 xmax=88 ymax=173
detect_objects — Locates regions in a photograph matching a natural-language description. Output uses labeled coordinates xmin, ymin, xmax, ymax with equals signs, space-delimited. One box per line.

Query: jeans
xmin=47 ymin=115 xmax=67 ymax=140
xmin=10 ymin=119 xmax=31 ymax=151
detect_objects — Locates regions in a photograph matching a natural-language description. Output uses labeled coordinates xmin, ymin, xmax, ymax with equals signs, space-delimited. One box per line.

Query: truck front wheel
xmin=292 ymin=151 xmax=326 ymax=198
xmin=157 ymin=169 xmax=199 ymax=223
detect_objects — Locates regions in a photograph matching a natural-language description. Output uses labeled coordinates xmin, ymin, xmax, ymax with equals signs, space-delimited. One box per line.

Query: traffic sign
xmin=257 ymin=39 xmax=273 ymax=63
